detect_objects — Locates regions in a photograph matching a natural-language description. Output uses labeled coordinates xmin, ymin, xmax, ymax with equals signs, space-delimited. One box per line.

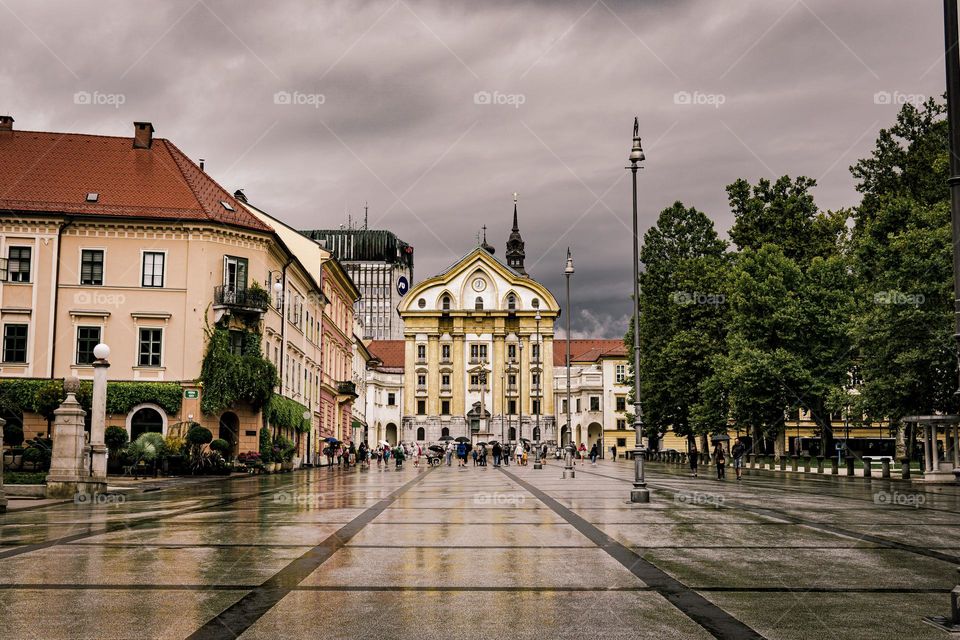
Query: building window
xmin=417 ymin=344 xmax=426 ymax=361
xmin=532 ymin=297 xmax=540 ymax=309
xmin=441 ymin=426 xmax=450 ymax=437
xmin=441 ymin=400 xmax=450 ymax=415
xmin=508 ymin=399 xmax=517 ymax=414
xmin=616 ymin=364 xmax=626 ymax=383
xmin=417 ymin=373 xmax=426 ymax=387
xmin=142 ymin=252 xmax=165 ymax=287
xmin=470 ymin=344 xmax=487 ymax=362
xmin=441 ymin=344 xmax=451 ymax=361
xmin=532 ymin=399 xmax=541 ymax=415
xmin=590 ymin=396 xmax=600 ymax=412
xmin=80 ymin=249 xmax=104 ymax=286
xmin=416 ymin=427 xmax=425 ymax=440
xmin=507 ymin=294 xmax=516 ymax=311
xmin=138 ymin=328 xmax=162 ymax=367
xmin=617 ymin=437 xmax=627 ymax=447
xmin=2 ymin=324 xmax=27 ymax=363
xmin=387 ymin=392 xmax=396 ymax=406
xmin=228 ymin=331 xmax=245 ymax=356
xmin=561 ymin=399 xmax=567 ymax=414
xmin=441 ymin=373 xmax=450 ymax=387
xmin=418 ymin=298 xmax=426 ymax=308
xmin=417 ymin=400 xmax=426 ymax=415
xmin=7 ymin=247 xmax=31 ymax=282
xmin=508 ymin=374 xmax=517 ymax=387
xmin=616 ymin=396 xmax=626 ymax=412
xmin=507 ymin=344 xmax=516 ymax=360
xmin=576 ymin=398 xmax=581 ymax=413
xmin=617 ymin=419 xmax=627 ymax=430
xmin=532 ymin=344 xmax=540 ymax=360
xmin=475 ymin=296 xmax=483 ymax=310
xmin=76 ymin=326 xmax=101 ymax=365
xmin=470 ymin=374 xmax=480 ymax=387
xmin=442 ymin=295 xmax=451 ymax=311
xmin=531 ymin=373 xmax=540 ymax=388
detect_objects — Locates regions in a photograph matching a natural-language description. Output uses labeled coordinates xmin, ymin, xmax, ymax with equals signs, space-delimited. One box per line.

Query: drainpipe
xmin=48 ymin=217 xmax=74 ymax=382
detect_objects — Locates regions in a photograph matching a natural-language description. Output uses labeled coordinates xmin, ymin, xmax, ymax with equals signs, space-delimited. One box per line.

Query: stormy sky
xmin=0 ymin=0 xmax=948 ymax=338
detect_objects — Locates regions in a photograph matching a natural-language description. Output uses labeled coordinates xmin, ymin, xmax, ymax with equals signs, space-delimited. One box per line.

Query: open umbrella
xmin=455 ymin=436 xmax=470 ymax=443
xmin=710 ymin=434 xmax=730 ymax=444
xmin=380 ymin=440 xmax=391 ymax=447
xmin=520 ymin=438 xmax=531 ymax=443
xmin=438 ymin=436 xmax=455 ymax=442
xmin=475 ymin=441 xmax=488 ymax=447
xmin=428 ymin=445 xmax=444 ymax=453
xmin=324 ymin=437 xmax=340 ymax=444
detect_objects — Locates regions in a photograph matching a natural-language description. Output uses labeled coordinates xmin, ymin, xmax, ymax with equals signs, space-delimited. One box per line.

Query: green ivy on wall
xmin=199 ymin=327 xmax=278 ymax=415
xmin=268 ymin=394 xmax=310 ymax=433
xmin=0 ymin=379 xmax=183 ymax=419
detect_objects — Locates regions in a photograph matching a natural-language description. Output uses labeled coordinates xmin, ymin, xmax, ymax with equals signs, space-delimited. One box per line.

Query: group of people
xmin=688 ymin=438 xmax=746 ymax=481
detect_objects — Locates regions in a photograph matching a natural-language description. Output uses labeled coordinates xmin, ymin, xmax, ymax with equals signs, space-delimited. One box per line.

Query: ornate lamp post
xmin=628 ymin=118 xmax=650 ymax=503
xmin=564 ymin=248 xmax=575 ymax=479
xmin=302 ymin=410 xmax=312 ymax=467
xmin=534 ymin=310 xmax=543 ymax=469
xmin=0 ymin=417 xmax=7 ymax=512
xmin=89 ymin=343 xmax=110 ymax=488
xmin=518 ymin=340 xmax=524 ymax=444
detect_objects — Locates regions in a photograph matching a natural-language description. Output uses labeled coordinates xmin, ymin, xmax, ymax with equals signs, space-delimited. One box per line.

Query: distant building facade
xmin=300 ymin=228 xmax=413 ymax=340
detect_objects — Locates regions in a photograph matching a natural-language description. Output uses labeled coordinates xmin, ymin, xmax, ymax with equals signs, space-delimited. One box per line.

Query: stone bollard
xmin=0 ymin=417 xmax=6 ymax=513
xmin=900 ymin=458 xmax=911 ymax=480
xmin=831 ymin=457 xmax=839 ymax=475
xmin=779 ymin=456 xmax=786 ymax=471
xmin=846 ymin=456 xmax=855 ymax=476
xmin=791 ymin=456 xmax=799 ymax=472
xmin=863 ymin=457 xmax=873 ymax=478
xmin=816 ymin=456 xmax=825 ymax=474
xmin=881 ymin=458 xmax=891 ymax=479
xmin=804 ymin=455 xmax=812 ymax=473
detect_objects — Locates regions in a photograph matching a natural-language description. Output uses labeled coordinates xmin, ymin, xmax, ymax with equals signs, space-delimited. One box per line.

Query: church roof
xmin=553 ymin=339 xmax=628 ymax=365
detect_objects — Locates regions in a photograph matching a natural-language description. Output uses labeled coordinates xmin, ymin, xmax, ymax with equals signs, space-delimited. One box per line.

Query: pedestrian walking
xmin=472 ymin=447 xmax=479 ymax=466
xmin=515 ymin=442 xmax=524 ymax=465
xmin=713 ymin=442 xmax=726 ymax=480
xmin=348 ymin=441 xmax=357 ymax=467
xmin=578 ymin=442 xmax=587 ymax=463
xmin=492 ymin=441 xmax=502 ymax=467
xmin=457 ymin=441 xmax=468 ymax=467
xmin=689 ymin=441 xmax=699 ymax=478
xmin=731 ymin=438 xmax=746 ymax=481
xmin=445 ymin=443 xmax=454 ymax=466
xmin=394 ymin=443 xmax=405 ymax=470
xmin=611 ymin=444 xmax=617 ymax=460
xmin=358 ymin=442 xmax=368 ymax=469
xmin=589 ymin=443 xmax=599 ymax=465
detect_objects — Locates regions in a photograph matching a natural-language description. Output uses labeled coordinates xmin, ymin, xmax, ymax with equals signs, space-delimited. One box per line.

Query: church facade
xmin=397 ymin=205 xmax=559 ymax=445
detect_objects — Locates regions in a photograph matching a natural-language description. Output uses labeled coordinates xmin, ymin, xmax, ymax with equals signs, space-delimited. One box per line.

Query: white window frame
xmin=140 ymin=250 xmax=167 ymax=288
xmin=136 ymin=326 xmax=164 ymax=368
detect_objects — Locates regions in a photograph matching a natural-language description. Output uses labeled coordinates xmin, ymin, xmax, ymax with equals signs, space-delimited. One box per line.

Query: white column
xmin=90 ymin=360 xmax=109 ymax=481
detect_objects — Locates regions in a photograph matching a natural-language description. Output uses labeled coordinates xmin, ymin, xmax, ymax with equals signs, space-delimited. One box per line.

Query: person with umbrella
xmin=456 ymin=439 xmax=468 ymax=467
xmin=358 ymin=441 xmax=368 ymax=469
xmin=393 ymin=441 xmax=406 ymax=470
xmin=492 ymin=441 xmax=502 ymax=467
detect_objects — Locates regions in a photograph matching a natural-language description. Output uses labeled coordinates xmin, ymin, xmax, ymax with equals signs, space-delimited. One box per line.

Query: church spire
xmin=505 ymin=192 xmax=526 ymax=275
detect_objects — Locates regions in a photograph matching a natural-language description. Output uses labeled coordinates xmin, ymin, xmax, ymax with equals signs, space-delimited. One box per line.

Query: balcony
xmin=214 ymin=285 xmax=269 ymax=313
xmin=337 ymin=380 xmax=358 ymax=398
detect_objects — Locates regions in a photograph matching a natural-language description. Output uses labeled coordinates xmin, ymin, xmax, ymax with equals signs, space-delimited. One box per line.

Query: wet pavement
xmin=0 ymin=458 xmax=958 ymax=639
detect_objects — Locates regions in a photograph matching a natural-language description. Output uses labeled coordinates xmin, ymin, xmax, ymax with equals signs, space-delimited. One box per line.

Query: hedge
xmin=0 ymin=379 xmax=183 ymax=419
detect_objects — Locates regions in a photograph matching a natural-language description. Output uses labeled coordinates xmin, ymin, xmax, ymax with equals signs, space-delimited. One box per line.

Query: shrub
xmin=267 ymin=395 xmax=309 ymax=432
xmin=163 ymin=434 xmax=185 ymax=456
xmin=186 ymin=425 xmax=213 ymax=446
xmin=259 ymin=427 xmax=274 ymax=463
xmin=209 ymin=438 xmax=231 ymax=455
xmin=128 ymin=432 xmax=165 ymax=464
xmin=3 ymin=472 xmax=47 ymax=485
xmin=2 ymin=422 xmax=23 ymax=446
xmin=105 ymin=426 xmax=129 ymax=453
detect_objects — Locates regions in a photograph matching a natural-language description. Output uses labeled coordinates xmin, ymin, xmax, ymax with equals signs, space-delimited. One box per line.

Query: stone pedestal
xmin=816 ymin=456 xmax=824 ymax=473
xmin=863 ymin=457 xmax=873 ymax=478
xmin=846 ymin=456 xmax=855 ymax=476
xmin=804 ymin=456 xmax=812 ymax=473
xmin=790 ymin=456 xmax=799 ymax=472
xmin=881 ymin=458 xmax=891 ymax=478
xmin=46 ymin=380 xmax=104 ymax=498
xmin=900 ymin=458 xmax=911 ymax=480
xmin=831 ymin=458 xmax=839 ymax=475
xmin=0 ymin=417 xmax=7 ymax=512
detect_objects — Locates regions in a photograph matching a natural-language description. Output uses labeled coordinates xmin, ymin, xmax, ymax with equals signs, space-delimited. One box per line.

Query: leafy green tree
xmin=849 ymin=99 xmax=957 ymax=449
xmin=627 ymin=201 xmax=728 ymax=447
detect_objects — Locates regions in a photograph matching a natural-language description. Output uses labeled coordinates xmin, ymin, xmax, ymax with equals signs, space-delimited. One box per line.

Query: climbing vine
xmin=268 ymin=394 xmax=310 ymax=433
xmin=199 ymin=327 xmax=277 ymax=415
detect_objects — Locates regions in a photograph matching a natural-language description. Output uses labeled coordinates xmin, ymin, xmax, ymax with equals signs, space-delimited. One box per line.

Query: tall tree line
xmin=627 ymin=99 xmax=958 ymax=458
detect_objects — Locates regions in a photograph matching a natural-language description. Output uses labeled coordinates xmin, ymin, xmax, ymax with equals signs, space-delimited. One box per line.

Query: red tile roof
xmin=0 ymin=128 xmax=271 ymax=232
xmin=367 ymin=340 xmax=405 ymax=370
xmin=553 ymin=339 xmax=627 ymax=366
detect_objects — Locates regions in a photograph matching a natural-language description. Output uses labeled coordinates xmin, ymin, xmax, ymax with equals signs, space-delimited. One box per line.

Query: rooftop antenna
xmin=364 ymin=201 xmax=369 ymax=230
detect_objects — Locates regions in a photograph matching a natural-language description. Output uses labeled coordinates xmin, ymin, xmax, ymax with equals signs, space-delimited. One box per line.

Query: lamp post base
xmin=534 ymin=461 xmax=543 ymax=469
xmin=563 ymin=468 xmax=575 ymax=479
xmin=630 ymin=487 xmax=650 ymax=503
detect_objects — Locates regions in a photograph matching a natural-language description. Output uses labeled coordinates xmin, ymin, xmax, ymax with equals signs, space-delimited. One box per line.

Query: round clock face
xmin=472 ymin=277 xmax=486 ymax=292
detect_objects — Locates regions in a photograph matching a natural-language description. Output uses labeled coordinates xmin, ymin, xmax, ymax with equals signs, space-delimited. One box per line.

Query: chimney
xmin=199 ymin=159 xmax=205 ymax=171
xmin=0 ymin=115 xmax=13 ymax=132
xmin=233 ymin=189 xmax=247 ymax=202
xmin=133 ymin=121 xmax=154 ymax=149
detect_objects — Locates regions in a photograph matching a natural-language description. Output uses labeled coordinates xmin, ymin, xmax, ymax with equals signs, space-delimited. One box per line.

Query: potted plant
xmin=162 ymin=434 xmax=186 ymax=475
xmin=104 ymin=426 xmax=129 ymax=474
xmin=186 ymin=424 xmax=214 ymax=475
xmin=127 ymin=432 xmax=165 ymax=477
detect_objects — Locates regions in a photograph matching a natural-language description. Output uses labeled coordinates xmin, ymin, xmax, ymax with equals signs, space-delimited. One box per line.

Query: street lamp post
xmin=534 ymin=310 xmax=543 ymax=469
xmin=519 ymin=341 xmax=524 ymax=445
xmin=564 ymin=248 xmax=575 ymax=479
xmin=501 ymin=372 xmax=506 ymax=446
xmin=628 ymin=117 xmax=650 ymax=503
xmin=302 ymin=410 xmax=312 ymax=467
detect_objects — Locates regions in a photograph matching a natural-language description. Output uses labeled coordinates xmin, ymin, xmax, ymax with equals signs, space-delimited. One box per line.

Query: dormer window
xmin=220 ymin=200 xmax=235 ymax=212
xmin=475 ymin=296 xmax=484 ymax=310
xmin=85 ymin=192 xmax=99 ymax=203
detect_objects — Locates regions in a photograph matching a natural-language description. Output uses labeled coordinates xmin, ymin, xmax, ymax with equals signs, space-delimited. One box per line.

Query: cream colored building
xmin=0 ymin=118 xmax=348 ymax=463
xmin=397 ymin=242 xmax=560 ymax=445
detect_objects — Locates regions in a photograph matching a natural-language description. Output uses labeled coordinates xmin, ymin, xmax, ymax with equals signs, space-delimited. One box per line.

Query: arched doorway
xmin=129 ymin=407 xmax=164 ymax=441
xmin=386 ymin=423 xmax=398 ymax=445
xmin=416 ymin=427 xmax=425 ymax=441
xmin=587 ymin=422 xmax=602 ymax=453
xmin=441 ymin=427 xmax=450 ymax=438
xmin=219 ymin=412 xmax=240 ymax=458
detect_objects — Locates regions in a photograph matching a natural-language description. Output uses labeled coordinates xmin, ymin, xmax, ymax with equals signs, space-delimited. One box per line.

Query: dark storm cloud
xmin=0 ymin=0 xmax=946 ymax=338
